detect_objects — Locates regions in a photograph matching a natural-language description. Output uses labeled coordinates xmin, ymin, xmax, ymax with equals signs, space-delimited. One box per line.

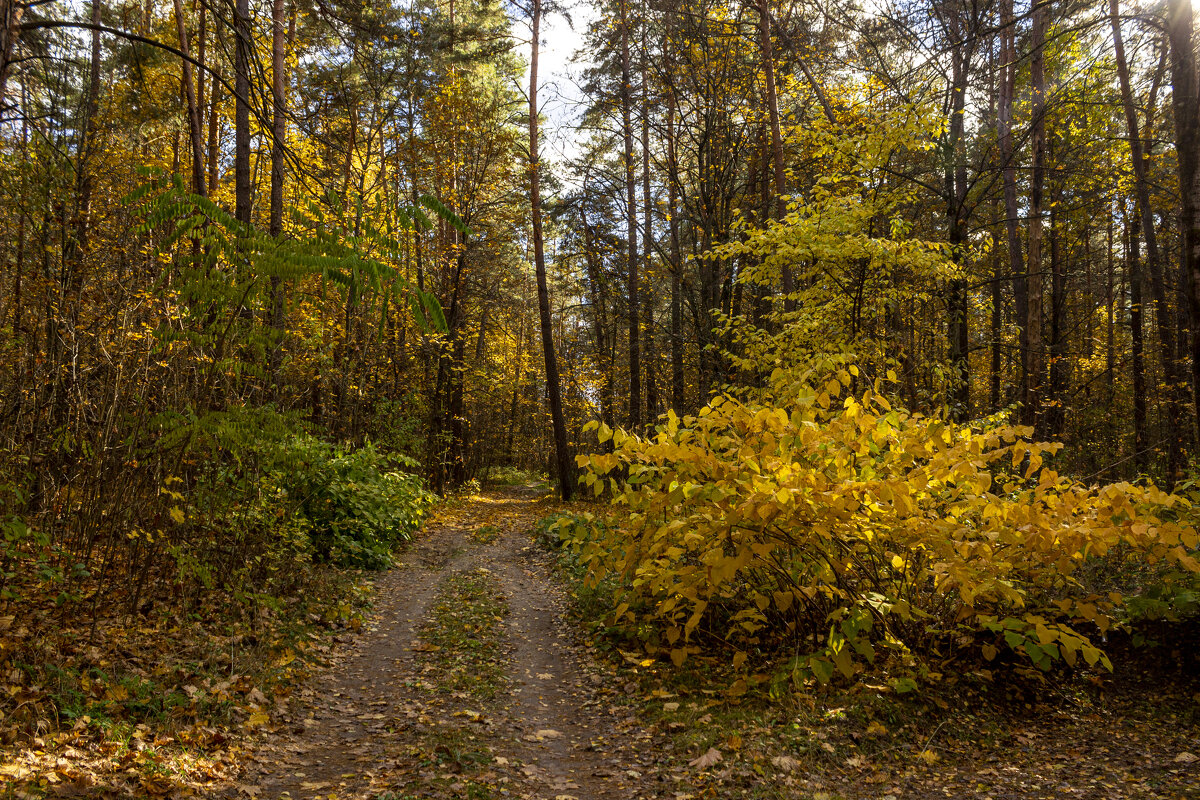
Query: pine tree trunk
xmin=945 ymin=16 xmax=970 ymax=420
xmin=0 ymin=0 xmax=24 ymax=117
xmin=640 ymin=6 xmax=657 ymax=427
xmin=234 ymin=0 xmax=251 ymax=224
xmin=998 ymin=0 xmax=1028 ymax=427
xmin=1168 ymin=0 xmax=1200 ymax=448
xmin=668 ymin=90 xmax=684 ymax=413
xmin=1113 ymin=0 xmax=1183 ymax=476
xmin=1025 ymin=0 xmax=1047 ymax=433
xmin=529 ymin=0 xmax=573 ymax=500
xmin=1129 ymin=218 xmax=1148 ymax=471
xmin=621 ymin=0 xmax=641 ymax=430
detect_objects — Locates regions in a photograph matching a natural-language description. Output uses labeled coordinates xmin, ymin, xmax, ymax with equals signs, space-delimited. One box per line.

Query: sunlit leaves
xmin=567 ymin=356 xmax=1200 ymax=691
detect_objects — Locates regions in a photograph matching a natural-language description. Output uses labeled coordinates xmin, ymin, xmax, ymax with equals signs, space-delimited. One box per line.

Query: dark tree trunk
xmin=668 ymin=90 xmax=684 ymax=413
xmin=0 ymin=0 xmax=24 ymax=117
xmin=1113 ymin=0 xmax=1184 ymax=477
xmin=1129 ymin=217 xmax=1148 ymax=472
xmin=1026 ymin=0 xmax=1047 ymax=433
xmin=268 ymin=0 xmax=289 ymax=387
xmin=207 ymin=63 xmax=220 ymax=193
xmin=171 ymin=0 xmax=205 ymax=196
xmin=758 ymin=0 xmax=792 ymax=310
xmin=640 ymin=7 xmax=657 ymax=427
xmin=997 ymin=0 xmax=1029 ymax=426
xmin=1168 ymin=0 xmax=1200 ymax=448
xmin=529 ymin=0 xmax=573 ymax=499
xmin=621 ymin=0 xmax=640 ymax=431
xmin=945 ymin=10 xmax=970 ymax=420
xmin=234 ymin=0 xmax=251 ymax=224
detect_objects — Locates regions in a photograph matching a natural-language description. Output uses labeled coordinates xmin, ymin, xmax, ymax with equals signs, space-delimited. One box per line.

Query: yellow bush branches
xmin=563 ymin=360 xmax=1200 ymax=688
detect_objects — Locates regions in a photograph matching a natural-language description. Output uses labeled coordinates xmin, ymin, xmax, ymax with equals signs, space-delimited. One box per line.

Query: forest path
xmin=222 ymin=486 xmax=662 ymax=800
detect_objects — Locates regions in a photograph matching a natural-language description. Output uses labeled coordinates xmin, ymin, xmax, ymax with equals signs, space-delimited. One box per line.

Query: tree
xmin=526 ymin=0 xmax=573 ymax=498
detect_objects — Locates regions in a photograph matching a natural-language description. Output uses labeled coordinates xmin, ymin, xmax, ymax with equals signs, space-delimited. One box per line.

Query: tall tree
xmin=1169 ymin=0 xmax=1200 ymax=443
xmin=621 ymin=0 xmax=641 ymax=430
xmin=234 ymin=0 xmax=251 ymax=224
xmin=528 ymin=0 xmax=573 ymax=498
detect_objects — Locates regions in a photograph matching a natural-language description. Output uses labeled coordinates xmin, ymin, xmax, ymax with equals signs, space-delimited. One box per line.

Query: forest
xmin=2 ymin=0 xmax=1200 ymax=795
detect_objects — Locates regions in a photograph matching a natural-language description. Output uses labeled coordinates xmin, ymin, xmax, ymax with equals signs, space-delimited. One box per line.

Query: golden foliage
xmin=565 ymin=356 xmax=1200 ymax=688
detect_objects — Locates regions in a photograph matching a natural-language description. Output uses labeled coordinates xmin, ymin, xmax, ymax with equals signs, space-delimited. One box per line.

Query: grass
xmin=481 ymin=467 xmax=546 ymax=487
xmin=471 ymin=524 xmax=501 ymax=545
xmin=415 ymin=569 xmax=510 ymax=701
xmin=384 ymin=572 xmax=514 ymax=800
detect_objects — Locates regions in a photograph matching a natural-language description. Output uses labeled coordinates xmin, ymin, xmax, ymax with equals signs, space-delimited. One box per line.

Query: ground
xmin=3 ymin=486 xmax=1198 ymax=799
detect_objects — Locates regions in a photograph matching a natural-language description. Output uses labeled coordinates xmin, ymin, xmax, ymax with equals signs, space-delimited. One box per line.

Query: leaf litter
xmin=4 ymin=486 xmax=1198 ymax=800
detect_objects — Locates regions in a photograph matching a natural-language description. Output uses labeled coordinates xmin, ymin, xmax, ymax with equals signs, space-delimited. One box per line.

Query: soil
xmin=220 ymin=485 xmax=661 ymax=800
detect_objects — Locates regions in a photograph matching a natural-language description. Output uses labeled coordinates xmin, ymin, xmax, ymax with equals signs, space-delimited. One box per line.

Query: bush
xmin=270 ymin=436 xmax=434 ymax=569
xmin=566 ymin=359 xmax=1200 ymax=689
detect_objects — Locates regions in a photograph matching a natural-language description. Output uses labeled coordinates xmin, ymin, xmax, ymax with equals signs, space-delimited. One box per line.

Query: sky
xmin=515 ymin=0 xmax=597 ymax=169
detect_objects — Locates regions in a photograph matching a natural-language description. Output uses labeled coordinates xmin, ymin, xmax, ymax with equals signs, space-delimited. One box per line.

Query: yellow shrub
xmin=567 ymin=359 xmax=1200 ymax=687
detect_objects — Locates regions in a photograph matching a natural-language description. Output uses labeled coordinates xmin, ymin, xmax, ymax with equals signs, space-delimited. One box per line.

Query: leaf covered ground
xmin=1 ymin=487 xmax=1197 ymax=799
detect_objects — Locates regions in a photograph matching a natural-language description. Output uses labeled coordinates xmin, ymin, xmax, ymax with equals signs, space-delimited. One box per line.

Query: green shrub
xmin=271 ymin=436 xmax=434 ymax=568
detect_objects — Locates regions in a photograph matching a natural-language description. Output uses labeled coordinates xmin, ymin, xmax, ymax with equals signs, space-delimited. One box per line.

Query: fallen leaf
xmin=689 ymin=747 xmax=722 ymax=769
xmin=771 ymin=755 xmax=801 ymax=772
xmin=1175 ymin=752 xmax=1198 ymax=764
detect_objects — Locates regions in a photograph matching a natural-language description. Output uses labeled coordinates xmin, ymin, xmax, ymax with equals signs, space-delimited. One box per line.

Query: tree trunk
xmin=668 ymin=89 xmax=684 ymax=413
xmin=268 ymin=0 xmax=288 ymax=387
xmin=529 ymin=0 xmax=573 ymax=500
xmin=1168 ymin=0 xmax=1200 ymax=447
xmin=997 ymin=0 xmax=1028 ymax=427
xmin=640 ymin=6 xmax=657 ymax=427
xmin=621 ymin=0 xmax=641 ymax=431
xmin=171 ymin=0 xmax=205 ymax=195
xmin=270 ymin=0 xmax=287 ymax=237
xmin=1129 ymin=216 xmax=1148 ymax=472
xmin=1025 ymin=0 xmax=1047 ymax=433
xmin=945 ymin=13 xmax=970 ymax=420
xmin=758 ymin=0 xmax=792 ymax=310
xmin=234 ymin=0 xmax=251 ymax=224
xmin=207 ymin=65 xmax=220 ymax=193
xmin=0 ymin=0 xmax=24 ymax=119
xmin=1112 ymin=0 xmax=1184 ymax=477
